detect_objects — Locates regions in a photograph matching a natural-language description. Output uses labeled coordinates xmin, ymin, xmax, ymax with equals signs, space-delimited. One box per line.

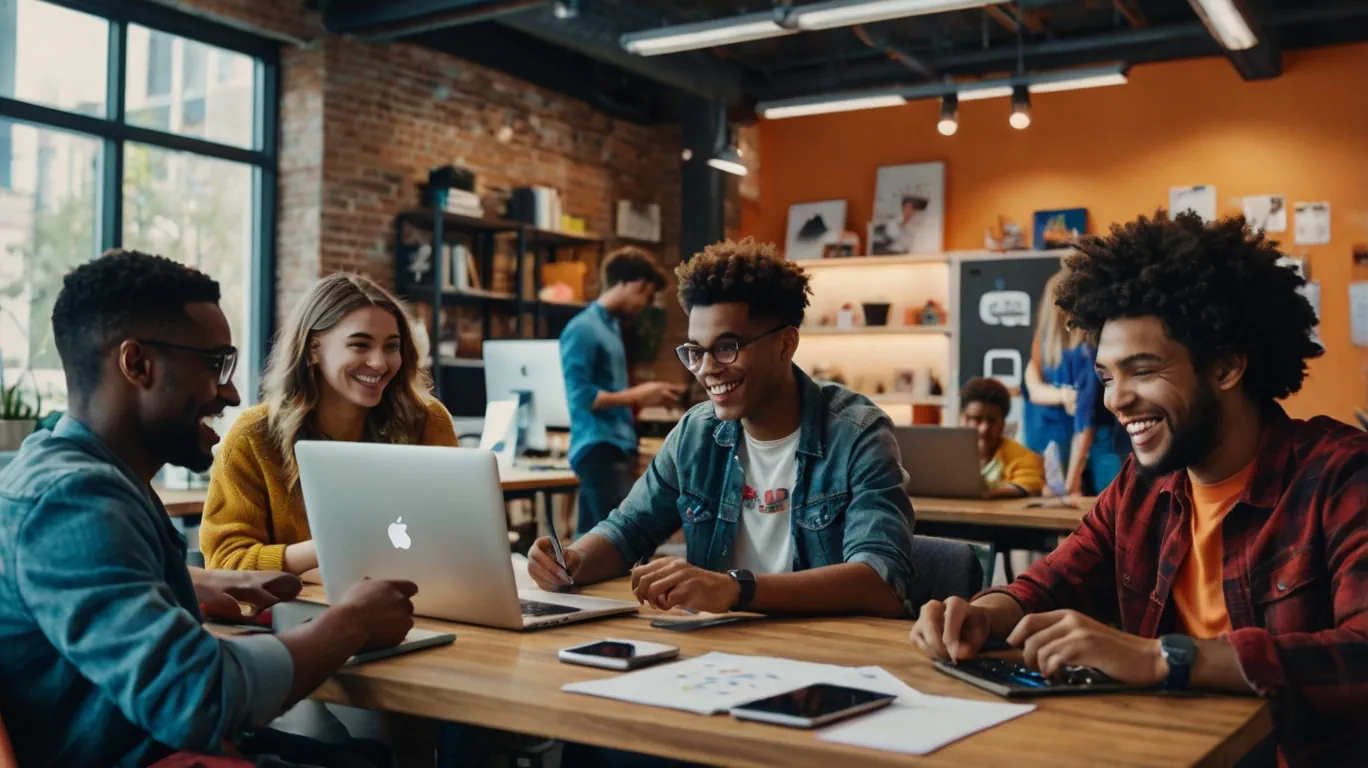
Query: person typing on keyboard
xmin=528 ymin=238 xmax=915 ymax=619
xmin=909 ymin=212 xmax=1368 ymax=766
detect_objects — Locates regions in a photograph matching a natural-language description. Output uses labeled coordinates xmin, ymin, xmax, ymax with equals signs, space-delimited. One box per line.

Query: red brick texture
xmin=176 ymin=0 xmax=687 ymax=379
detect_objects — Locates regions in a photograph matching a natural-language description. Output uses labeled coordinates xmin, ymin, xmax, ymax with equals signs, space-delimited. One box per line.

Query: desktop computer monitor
xmin=483 ymin=340 xmax=570 ymax=453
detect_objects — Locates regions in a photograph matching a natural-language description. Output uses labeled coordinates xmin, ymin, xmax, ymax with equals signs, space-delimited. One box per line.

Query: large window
xmin=0 ymin=0 xmax=277 ymax=418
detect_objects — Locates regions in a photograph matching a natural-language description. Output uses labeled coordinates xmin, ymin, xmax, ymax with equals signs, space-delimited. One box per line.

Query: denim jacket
xmin=589 ymin=366 xmax=917 ymax=614
xmin=0 ymin=418 xmax=292 ymax=768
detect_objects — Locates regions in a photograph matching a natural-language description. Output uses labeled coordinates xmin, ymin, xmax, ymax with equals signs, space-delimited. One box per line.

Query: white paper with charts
xmin=561 ymin=652 xmax=1034 ymax=755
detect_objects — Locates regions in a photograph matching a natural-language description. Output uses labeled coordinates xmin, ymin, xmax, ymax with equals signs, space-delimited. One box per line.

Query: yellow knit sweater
xmin=199 ymin=399 xmax=458 ymax=571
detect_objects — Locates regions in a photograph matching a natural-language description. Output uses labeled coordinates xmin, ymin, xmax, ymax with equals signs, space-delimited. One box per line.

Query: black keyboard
xmin=519 ymin=600 xmax=580 ymax=618
xmin=958 ymin=657 xmax=1117 ymax=688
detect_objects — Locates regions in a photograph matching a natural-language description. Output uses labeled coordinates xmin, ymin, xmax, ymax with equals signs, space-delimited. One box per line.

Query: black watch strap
xmin=1159 ymin=634 xmax=1197 ymax=691
xmin=728 ymin=569 xmax=756 ymax=611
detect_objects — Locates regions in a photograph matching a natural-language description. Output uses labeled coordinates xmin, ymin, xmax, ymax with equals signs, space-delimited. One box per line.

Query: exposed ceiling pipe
xmin=852 ymin=25 xmax=937 ymax=79
xmin=323 ymin=0 xmax=547 ymax=40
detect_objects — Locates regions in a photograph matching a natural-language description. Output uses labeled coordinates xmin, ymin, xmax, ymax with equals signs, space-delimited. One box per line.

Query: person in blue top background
xmin=1023 ymin=268 xmax=1128 ymax=496
xmin=560 ymin=247 xmax=685 ymax=536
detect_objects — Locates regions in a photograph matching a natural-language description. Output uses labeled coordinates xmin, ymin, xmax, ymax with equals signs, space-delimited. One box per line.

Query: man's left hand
xmin=194 ymin=570 xmax=303 ymax=620
xmin=630 ymin=557 xmax=740 ymax=613
xmin=1007 ymin=609 xmax=1167 ymax=685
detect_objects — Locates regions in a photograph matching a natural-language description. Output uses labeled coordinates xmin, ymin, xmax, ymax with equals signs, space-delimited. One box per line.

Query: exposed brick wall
xmin=167 ymin=0 xmax=687 ymax=382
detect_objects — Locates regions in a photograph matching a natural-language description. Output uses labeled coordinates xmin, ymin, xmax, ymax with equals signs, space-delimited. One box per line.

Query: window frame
xmin=0 ymin=0 xmax=279 ymax=401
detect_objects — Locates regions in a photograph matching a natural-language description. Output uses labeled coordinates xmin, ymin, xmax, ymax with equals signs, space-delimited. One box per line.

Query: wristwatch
xmin=727 ymin=569 xmax=756 ymax=611
xmin=1158 ymin=634 xmax=1198 ymax=691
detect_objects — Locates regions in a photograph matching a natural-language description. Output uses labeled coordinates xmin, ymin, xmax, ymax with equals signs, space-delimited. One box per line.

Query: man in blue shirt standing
xmin=560 ymin=247 xmax=684 ymax=535
xmin=0 ymin=250 xmax=419 ymax=767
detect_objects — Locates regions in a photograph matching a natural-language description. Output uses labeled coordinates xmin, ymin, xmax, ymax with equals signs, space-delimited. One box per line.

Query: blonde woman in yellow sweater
xmin=201 ymin=272 xmax=457 ymax=573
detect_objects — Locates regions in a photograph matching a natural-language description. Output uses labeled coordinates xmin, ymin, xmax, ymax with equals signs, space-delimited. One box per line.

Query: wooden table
xmin=912 ymin=496 xmax=1093 ymax=533
xmin=298 ymin=579 xmax=1270 ymax=767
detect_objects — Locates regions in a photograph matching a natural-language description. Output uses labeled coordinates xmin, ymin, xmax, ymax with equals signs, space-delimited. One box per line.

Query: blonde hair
xmin=1033 ymin=268 xmax=1087 ymax=370
xmin=264 ymin=272 xmax=432 ymax=487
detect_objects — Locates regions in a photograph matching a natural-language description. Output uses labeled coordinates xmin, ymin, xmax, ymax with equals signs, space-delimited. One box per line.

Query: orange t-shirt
xmin=1171 ymin=461 xmax=1256 ymax=639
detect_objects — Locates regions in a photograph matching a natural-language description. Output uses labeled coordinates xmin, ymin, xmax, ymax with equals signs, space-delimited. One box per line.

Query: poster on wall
xmin=1170 ymin=185 xmax=1217 ymax=223
xmin=1243 ymin=195 xmax=1287 ymax=234
xmin=1295 ymin=202 xmax=1332 ymax=246
xmin=1032 ymin=209 xmax=1088 ymax=250
xmin=616 ymin=201 xmax=662 ymax=243
xmin=1351 ymin=282 xmax=1368 ymax=347
xmin=784 ymin=200 xmax=847 ymax=261
xmin=869 ymin=162 xmax=945 ymax=255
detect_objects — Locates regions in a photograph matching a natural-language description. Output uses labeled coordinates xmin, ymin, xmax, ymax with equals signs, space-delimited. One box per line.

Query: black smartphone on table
xmin=730 ymin=683 xmax=897 ymax=729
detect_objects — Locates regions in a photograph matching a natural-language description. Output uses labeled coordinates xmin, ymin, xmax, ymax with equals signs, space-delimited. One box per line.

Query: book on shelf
xmin=507 ymin=185 xmax=562 ymax=231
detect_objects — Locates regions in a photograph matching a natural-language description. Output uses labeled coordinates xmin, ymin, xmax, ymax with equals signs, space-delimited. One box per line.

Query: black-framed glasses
xmin=139 ymin=340 xmax=239 ymax=386
xmin=675 ymin=325 xmax=791 ymax=371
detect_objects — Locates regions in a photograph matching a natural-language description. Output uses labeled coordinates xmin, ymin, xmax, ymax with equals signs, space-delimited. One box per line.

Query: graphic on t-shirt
xmin=742 ymin=485 xmax=790 ymax=515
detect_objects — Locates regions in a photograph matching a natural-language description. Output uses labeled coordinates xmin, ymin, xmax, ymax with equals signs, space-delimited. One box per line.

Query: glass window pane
xmin=125 ymin=25 xmax=256 ymax=149
xmin=122 ymin=143 xmax=253 ymax=421
xmin=0 ymin=0 xmax=109 ymax=117
xmin=0 ymin=120 xmax=103 ymax=413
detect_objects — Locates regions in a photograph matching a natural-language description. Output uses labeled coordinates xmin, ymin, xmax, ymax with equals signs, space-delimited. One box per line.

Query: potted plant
xmin=0 ymin=374 xmax=41 ymax=451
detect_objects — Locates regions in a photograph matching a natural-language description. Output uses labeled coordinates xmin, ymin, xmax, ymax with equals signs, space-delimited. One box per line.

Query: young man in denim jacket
xmin=530 ymin=238 xmax=915 ymax=618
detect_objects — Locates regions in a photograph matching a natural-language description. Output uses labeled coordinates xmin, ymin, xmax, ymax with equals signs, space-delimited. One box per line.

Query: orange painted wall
xmin=746 ymin=43 xmax=1368 ymax=424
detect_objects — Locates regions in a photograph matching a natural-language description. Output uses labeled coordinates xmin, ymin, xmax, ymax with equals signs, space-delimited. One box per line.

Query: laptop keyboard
xmin=519 ymin=600 xmax=580 ymax=618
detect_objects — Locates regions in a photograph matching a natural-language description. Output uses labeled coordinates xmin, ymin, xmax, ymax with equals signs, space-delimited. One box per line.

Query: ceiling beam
xmin=322 ymin=0 xmax=542 ymax=37
xmin=1113 ymin=0 xmax=1147 ymax=28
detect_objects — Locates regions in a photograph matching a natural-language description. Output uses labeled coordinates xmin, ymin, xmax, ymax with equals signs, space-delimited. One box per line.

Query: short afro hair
xmin=52 ymin=249 xmax=221 ymax=398
xmin=1057 ymin=210 xmax=1321 ymax=404
xmin=675 ymin=237 xmax=811 ymax=328
xmin=960 ymin=377 xmax=1011 ymax=416
xmin=602 ymin=246 xmax=667 ymax=291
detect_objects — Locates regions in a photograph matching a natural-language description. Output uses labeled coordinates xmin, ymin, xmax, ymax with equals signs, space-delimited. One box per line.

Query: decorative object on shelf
xmin=893 ymin=368 xmax=917 ymax=393
xmin=507 ymin=185 xmax=564 ymax=231
xmin=561 ymin=215 xmax=588 ymax=235
xmin=0 ymin=372 xmax=41 ymax=452
xmin=837 ymin=303 xmax=857 ymax=329
xmin=421 ymin=165 xmax=478 ymax=215
xmin=985 ymin=216 xmax=1027 ymax=251
xmin=822 ymin=242 xmax=856 ymax=259
xmin=917 ymin=300 xmax=948 ymax=327
xmin=869 ymin=162 xmax=944 ymax=255
xmin=810 ymin=362 xmax=846 ymax=387
xmin=1170 ymin=184 xmax=1217 ymax=223
xmin=1243 ymin=195 xmax=1287 ymax=234
xmin=928 ymin=373 xmax=944 ymax=397
xmin=616 ymin=200 xmax=662 ymax=243
xmin=541 ymin=261 xmax=587 ymax=300
xmin=785 ymin=199 xmax=847 ymax=261
xmin=817 ymin=313 xmax=834 ymax=326
xmin=861 ymin=301 xmax=891 ymax=327
xmin=538 ymin=283 xmax=577 ymax=304
xmin=1032 ymin=208 xmax=1088 ymax=250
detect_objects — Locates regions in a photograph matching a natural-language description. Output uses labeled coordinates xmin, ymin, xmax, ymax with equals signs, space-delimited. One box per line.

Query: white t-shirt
xmin=729 ymin=428 xmax=799 ymax=574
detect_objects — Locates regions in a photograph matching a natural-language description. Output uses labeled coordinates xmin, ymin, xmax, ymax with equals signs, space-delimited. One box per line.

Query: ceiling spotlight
xmin=1009 ymin=86 xmax=1031 ymax=130
xmin=681 ymin=148 xmax=694 ymax=161
xmin=937 ymin=94 xmax=958 ymax=136
xmin=553 ymin=0 xmax=579 ymax=20
xmin=707 ymin=145 xmax=748 ymax=176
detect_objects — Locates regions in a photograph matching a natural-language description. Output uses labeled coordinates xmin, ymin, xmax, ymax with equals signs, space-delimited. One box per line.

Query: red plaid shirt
xmin=987 ymin=408 xmax=1368 ymax=766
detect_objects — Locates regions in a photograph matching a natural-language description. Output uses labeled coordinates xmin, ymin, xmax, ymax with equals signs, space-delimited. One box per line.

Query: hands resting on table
xmin=527 ymin=537 xmax=740 ymax=614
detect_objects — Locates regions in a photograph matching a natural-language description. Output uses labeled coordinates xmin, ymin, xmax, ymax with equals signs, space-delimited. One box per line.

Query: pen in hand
xmin=543 ymin=512 xmax=575 ymax=589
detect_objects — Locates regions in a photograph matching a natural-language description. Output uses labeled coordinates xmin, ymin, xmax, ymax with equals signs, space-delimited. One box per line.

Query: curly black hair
xmin=53 ymin=249 xmax=221 ymax=397
xmin=675 ymin=237 xmax=811 ymax=327
xmin=1057 ymin=210 xmax=1321 ymax=404
xmin=602 ymin=246 xmax=667 ymax=291
xmin=960 ymin=376 xmax=1012 ymax=416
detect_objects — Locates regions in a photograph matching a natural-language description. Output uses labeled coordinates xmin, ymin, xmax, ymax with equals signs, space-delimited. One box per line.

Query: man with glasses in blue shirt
xmin=560 ymin=247 xmax=685 ymax=536
xmin=530 ymin=238 xmax=914 ymax=618
xmin=0 ymin=250 xmax=419 ymax=767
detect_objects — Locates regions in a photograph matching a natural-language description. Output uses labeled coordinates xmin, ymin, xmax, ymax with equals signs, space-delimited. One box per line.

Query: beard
xmin=167 ymin=435 xmax=214 ymax=473
xmin=1138 ymin=379 xmax=1221 ymax=479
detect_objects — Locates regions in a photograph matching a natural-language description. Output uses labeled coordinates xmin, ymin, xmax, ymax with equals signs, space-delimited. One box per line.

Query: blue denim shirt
xmin=561 ymin=301 xmax=638 ymax=467
xmin=589 ymin=367 xmax=917 ymax=614
xmin=0 ymin=418 xmax=293 ymax=768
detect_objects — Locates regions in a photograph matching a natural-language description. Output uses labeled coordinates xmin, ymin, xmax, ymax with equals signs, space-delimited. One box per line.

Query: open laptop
xmin=296 ymin=441 xmax=638 ymax=630
xmin=893 ymin=426 xmax=985 ymax=499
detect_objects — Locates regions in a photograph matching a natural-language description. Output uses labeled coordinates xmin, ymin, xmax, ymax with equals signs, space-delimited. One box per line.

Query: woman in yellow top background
xmin=201 ymin=272 xmax=457 ymax=572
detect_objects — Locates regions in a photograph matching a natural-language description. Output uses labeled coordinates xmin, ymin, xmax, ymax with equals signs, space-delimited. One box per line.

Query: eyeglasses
xmin=139 ymin=340 xmax=239 ymax=386
xmin=675 ymin=325 xmax=790 ymax=371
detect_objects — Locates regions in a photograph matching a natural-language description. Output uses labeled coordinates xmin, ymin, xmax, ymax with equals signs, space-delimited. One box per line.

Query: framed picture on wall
xmin=1033 ymin=208 xmax=1088 ymax=249
xmin=785 ymin=200 xmax=847 ymax=261
xmin=869 ymin=162 xmax=945 ymax=255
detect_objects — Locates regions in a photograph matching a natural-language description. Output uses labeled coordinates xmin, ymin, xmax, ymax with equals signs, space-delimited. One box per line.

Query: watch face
xmin=1161 ymin=635 xmax=1198 ymax=665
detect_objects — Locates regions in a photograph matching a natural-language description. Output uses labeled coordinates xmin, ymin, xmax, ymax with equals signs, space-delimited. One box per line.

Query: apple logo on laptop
xmin=387 ymin=517 xmax=412 ymax=550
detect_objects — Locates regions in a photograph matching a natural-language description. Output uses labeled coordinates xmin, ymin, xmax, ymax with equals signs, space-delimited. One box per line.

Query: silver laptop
xmin=296 ymin=441 xmax=638 ymax=630
xmin=894 ymin=426 xmax=986 ymax=499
